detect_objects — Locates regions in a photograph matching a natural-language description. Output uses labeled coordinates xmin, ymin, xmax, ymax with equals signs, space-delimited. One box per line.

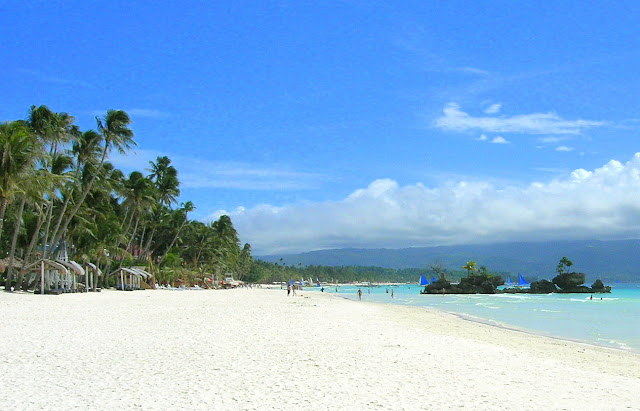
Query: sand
xmin=1 ymin=288 xmax=639 ymax=410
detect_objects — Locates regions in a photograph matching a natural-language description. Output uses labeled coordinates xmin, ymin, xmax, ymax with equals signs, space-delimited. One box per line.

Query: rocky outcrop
xmin=590 ymin=279 xmax=611 ymax=293
xmin=529 ymin=279 xmax=557 ymax=293
xmin=552 ymin=272 xmax=586 ymax=291
xmin=421 ymin=273 xmax=611 ymax=295
xmin=421 ymin=275 xmax=503 ymax=294
xmin=551 ymin=272 xmax=611 ymax=293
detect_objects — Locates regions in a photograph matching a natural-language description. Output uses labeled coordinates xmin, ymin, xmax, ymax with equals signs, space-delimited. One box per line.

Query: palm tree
xmin=47 ymin=110 xmax=134 ymax=257
xmin=462 ymin=260 xmax=478 ymax=277
xmin=140 ymin=156 xmax=180 ymax=261
xmin=0 ymin=122 xmax=40 ymax=245
xmin=157 ymin=201 xmax=194 ymax=267
xmin=210 ymin=215 xmax=241 ymax=275
xmin=237 ymin=243 xmax=253 ymax=281
xmin=0 ymin=121 xmax=41 ymax=291
xmin=118 ymin=172 xmax=155 ymax=266
xmin=147 ymin=155 xmax=179 ymax=206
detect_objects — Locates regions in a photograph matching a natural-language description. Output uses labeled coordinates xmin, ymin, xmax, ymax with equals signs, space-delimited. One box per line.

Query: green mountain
xmin=257 ymin=240 xmax=640 ymax=282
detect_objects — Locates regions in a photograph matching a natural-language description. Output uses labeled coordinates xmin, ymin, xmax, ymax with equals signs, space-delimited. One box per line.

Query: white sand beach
xmin=1 ymin=288 xmax=639 ymax=410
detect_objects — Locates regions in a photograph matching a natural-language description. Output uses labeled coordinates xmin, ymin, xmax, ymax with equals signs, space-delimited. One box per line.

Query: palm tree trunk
xmin=116 ymin=210 xmax=135 ymax=267
xmin=138 ymin=225 xmax=146 ymax=255
xmin=17 ymin=203 xmax=45 ymax=290
xmin=48 ymin=147 xmax=108 ymax=257
xmin=141 ymin=226 xmax=156 ymax=261
xmin=156 ymin=219 xmax=187 ymax=267
xmin=0 ymin=197 xmax=8 ymax=244
xmin=41 ymin=199 xmax=55 ymax=259
xmin=5 ymin=195 xmax=26 ymax=291
xmin=120 ymin=214 xmax=140 ymax=268
xmin=46 ymin=168 xmax=81 ymax=259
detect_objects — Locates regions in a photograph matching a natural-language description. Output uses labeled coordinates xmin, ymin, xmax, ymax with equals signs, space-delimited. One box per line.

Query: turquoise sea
xmin=309 ymin=283 xmax=640 ymax=353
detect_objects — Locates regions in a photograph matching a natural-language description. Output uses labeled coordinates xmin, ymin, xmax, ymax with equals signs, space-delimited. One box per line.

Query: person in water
xmin=357 ymin=288 xmax=362 ymax=301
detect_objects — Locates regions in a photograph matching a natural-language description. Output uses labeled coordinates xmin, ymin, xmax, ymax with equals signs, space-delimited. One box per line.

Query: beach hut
xmin=56 ymin=260 xmax=85 ymax=292
xmin=84 ymin=262 xmax=102 ymax=291
xmin=23 ymin=259 xmax=70 ymax=295
xmin=0 ymin=257 xmax=23 ymax=273
xmin=108 ymin=267 xmax=153 ymax=290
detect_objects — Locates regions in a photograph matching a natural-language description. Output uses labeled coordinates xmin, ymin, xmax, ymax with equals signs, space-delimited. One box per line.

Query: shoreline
xmin=2 ymin=288 xmax=639 ymax=410
xmin=326 ymin=285 xmax=640 ymax=354
xmin=326 ymin=290 xmax=640 ymax=373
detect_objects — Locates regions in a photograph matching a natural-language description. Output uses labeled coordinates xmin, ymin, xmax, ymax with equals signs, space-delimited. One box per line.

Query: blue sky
xmin=2 ymin=1 xmax=640 ymax=254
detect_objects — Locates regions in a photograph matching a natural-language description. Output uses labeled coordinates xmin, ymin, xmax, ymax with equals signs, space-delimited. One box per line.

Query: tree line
xmin=0 ymin=105 xmax=251 ymax=291
xmin=245 ymin=259 xmax=507 ymax=284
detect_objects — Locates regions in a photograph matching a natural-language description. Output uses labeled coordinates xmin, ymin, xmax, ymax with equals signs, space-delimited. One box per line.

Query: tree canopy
xmin=0 ymin=105 xmax=253 ymax=291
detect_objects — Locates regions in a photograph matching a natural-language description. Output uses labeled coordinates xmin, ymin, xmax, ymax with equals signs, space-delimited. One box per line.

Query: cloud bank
xmin=434 ymin=103 xmax=604 ymax=135
xmin=220 ymin=154 xmax=640 ymax=255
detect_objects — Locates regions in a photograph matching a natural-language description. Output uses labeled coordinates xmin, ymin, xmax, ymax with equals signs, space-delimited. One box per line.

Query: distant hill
xmin=256 ymin=240 xmax=640 ymax=282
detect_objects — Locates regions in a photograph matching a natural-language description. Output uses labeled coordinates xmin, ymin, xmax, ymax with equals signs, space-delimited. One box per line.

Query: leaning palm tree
xmin=210 ymin=215 xmax=241 ymax=275
xmin=46 ymin=130 xmax=102 ymax=249
xmin=117 ymin=172 xmax=155 ymax=267
xmin=0 ymin=122 xmax=40 ymax=243
xmin=156 ymin=201 xmax=194 ymax=267
xmin=8 ymin=168 xmax=62 ymax=289
xmin=47 ymin=110 xmax=134 ymax=258
xmin=0 ymin=121 xmax=41 ymax=291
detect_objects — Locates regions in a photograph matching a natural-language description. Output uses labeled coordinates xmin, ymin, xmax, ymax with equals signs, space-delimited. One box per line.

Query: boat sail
xmin=518 ymin=274 xmax=529 ymax=286
xmin=506 ymin=276 xmax=513 ymax=286
xmin=419 ymin=275 xmax=429 ymax=286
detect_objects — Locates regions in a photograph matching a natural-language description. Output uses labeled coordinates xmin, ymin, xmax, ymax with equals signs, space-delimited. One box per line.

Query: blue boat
xmin=518 ymin=274 xmax=529 ymax=286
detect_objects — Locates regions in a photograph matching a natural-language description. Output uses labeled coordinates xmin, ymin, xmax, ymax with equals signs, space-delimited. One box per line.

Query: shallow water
xmin=307 ymin=283 xmax=640 ymax=352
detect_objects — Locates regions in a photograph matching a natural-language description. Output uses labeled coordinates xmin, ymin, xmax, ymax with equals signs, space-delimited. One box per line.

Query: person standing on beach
xmin=357 ymin=288 xmax=362 ymax=301
xmin=292 ymin=285 xmax=297 ymax=297
xmin=287 ymin=284 xmax=291 ymax=296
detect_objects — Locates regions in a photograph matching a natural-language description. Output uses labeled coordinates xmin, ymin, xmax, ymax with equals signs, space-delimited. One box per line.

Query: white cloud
xmin=477 ymin=134 xmax=488 ymax=141
xmin=458 ymin=67 xmax=490 ymax=75
xmin=484 ymin=103 xmax=502 ymax=114
xmin=538 ymin=136 xmax=565 ymax=143
xmin=490 ymin=136 xmax=509 ymax=144
xmin=434 ymin=102 xmax=604 ymax=135
xmin=556 ymin=146 xmax=574 ymax=152
xmin=219 ymin=154 xmax=640 ymax=254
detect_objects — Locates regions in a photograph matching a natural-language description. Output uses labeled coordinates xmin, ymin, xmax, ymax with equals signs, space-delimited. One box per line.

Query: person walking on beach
xmin=287 ymin=284 xmax=291 ymax=296
xmin=357 ymin=288 xmax=362 ymax=301
xmin=292 ymin=285 xmax=297 ymax=297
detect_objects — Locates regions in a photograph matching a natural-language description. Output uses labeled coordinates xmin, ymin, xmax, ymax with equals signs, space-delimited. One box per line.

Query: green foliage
xmin=556 ymin=256 xmax=573 ymax=274
xmin=0 ymin=105 xmax=254 ymax=291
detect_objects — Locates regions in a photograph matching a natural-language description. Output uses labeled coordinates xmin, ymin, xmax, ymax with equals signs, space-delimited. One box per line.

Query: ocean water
xmin=309 ymin=283 xmax=640 ymax=353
